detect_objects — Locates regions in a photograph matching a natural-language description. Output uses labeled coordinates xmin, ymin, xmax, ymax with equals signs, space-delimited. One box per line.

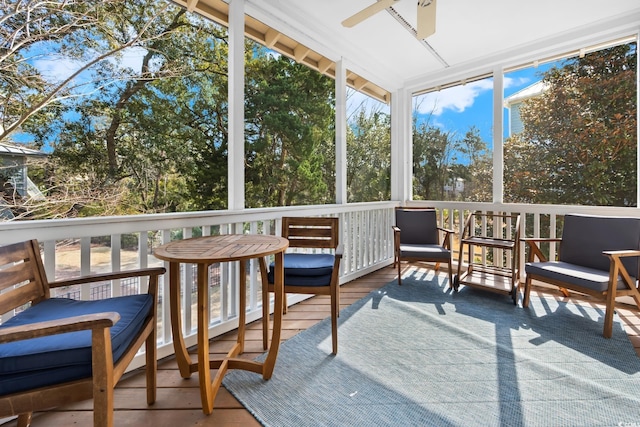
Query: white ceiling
xmin=246 ymin=0 xmax=640 ymax=92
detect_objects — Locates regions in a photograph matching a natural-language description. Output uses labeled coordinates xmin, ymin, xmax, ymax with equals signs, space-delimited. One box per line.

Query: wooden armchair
xmin=392 ymin=207 xmax=454 ymax=286
xmin=260 ymin=217 xmax=342 ymax=354
xmin=0 ymin=240 xmax=165 ymax=427
xmin=523 ymin=214 xmax=640 ymax=338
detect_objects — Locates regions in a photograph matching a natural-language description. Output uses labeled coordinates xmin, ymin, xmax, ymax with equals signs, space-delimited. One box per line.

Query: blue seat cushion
xmin=525 ymin=261 xmax=631 ymax=293
xmin=0 ymin=294 xmax=153 ymax=396
xmin=268 ymin=253 xmax=335 ymax=287
xmin=399 ymin=243 xmax=451 ymax=260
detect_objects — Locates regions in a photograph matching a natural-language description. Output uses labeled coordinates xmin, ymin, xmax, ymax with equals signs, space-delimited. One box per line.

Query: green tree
xmin=346 ymin=105 xmax=390 ymax=202
xmin=17 ymin=1 xmax=229 ymax=215
xmin=505 ymin=43 xmax=637 ymax=206
xmin=412 ymin=115 xmax=456 ymax=200
xmin=244 ymin=50 xmax=335 ymax=207
xmin=458 ymin=127 xmax=491 ymax=202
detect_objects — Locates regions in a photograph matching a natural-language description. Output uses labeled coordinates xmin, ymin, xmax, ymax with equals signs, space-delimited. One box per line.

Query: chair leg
xmin=145 ymin=329 xmax=157 ymax=405
xmin=447 ymin=260 xmax=453 ymax=289
xmin=397 ymin=259 xmax=402 ymax=285
xmin=330 ymin=285 xmax=338 ymax=355
xmin=523 ymin=275 xmax=532 ymax=308
xmin=603 ymin=286 xmax=617 ymax=339
xmin=92 ymin=328 xmax=115 ymax=427
xmin=283 ymin=292 xmax=288 ymax=314
xmin=16 ymin=413 xmax=32 ymax=427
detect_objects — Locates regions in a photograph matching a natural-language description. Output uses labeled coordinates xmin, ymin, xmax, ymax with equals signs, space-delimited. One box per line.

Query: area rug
xmin=223 ymin=270 xmax=640 ymax=427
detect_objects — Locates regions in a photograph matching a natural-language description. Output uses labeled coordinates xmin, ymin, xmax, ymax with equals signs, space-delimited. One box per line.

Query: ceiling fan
xmin=342 ymin=0 xmax=437 ymax=39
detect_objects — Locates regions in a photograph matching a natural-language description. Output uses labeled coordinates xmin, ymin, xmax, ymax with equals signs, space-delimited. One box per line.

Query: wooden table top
xmin=153 ymin=234 xmax=289 ymax=264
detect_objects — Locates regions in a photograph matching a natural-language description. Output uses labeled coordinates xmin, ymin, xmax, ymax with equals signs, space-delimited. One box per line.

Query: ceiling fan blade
xmin=342 ymin=0 xmax=398 ymax=28
xmin=416 ymin=0 xmax=437 ymax=39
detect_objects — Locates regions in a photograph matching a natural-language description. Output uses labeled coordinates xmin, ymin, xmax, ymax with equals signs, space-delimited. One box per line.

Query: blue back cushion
xmin=0 ymin=294 xmax=152 ymax=396
xmin=395 ymin=209 xmax=438 ymax=245
xmin=560 ymin=214 xmax=640 ymax=275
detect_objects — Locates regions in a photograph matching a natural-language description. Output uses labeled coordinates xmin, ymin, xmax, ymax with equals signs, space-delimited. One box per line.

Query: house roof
xmin=0 ymin=143 xmax=46 ymax=157
xmin=504 ymin=81 xmax=548 ymax=108
xmin=178 ymin=0 xmax=640 ymax=99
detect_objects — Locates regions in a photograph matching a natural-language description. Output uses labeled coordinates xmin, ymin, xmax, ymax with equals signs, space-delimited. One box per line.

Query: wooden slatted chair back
xmin=0 ymin=240 xmax=49 ymax=315
xmin=281 ymin=217 xmax=339 ymax=250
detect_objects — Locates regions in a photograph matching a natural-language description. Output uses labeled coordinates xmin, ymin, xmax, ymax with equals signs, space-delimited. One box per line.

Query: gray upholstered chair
xmin=392 ymin=207 xmax=454 ymax=286
xmin=523 ymin=214 xmax=640 ymax=338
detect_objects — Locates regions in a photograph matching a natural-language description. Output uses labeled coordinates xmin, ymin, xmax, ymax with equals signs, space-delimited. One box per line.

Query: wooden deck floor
xmin=4 ymin=264 xmax=640 ymax=426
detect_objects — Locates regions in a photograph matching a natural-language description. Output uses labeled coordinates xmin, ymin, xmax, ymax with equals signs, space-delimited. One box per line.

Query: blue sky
xmin=412 ymin=62 xmax=557 ymax=149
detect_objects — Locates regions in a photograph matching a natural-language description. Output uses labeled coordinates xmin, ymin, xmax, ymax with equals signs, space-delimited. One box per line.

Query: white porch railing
xmin=0 ymin=202 xmax=397 ymax=368
xmin=2 ymin=200 xmax=639 ymax=369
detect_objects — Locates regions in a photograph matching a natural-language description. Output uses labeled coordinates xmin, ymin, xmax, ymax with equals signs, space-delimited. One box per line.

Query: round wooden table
xmin=154 ymin=234 xmax=289 ymax=414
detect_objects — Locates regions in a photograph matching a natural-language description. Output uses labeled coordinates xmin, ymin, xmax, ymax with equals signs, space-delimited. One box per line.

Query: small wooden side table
xmin=154 ymin=234 xmax=289 ymax=414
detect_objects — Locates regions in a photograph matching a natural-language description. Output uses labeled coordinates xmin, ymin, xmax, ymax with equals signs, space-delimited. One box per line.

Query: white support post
xmin=228 ymin=0 xmax=245 ymax=210
xmin=391 ymin=88 xmax=411 ymax=202
xmin=492 ymin=68 xmax=504 ymax=204
xmin=335 ymin=59 xmax=348 ymax=204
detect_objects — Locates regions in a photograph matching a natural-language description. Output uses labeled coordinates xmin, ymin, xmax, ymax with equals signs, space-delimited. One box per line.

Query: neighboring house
xmin=444 ymin=177 xmax=464 ymax=195
xmin=503 ymin=81 xmax=548 ymax=136
xmin=0 ymin=143 xmax=46 ymax=219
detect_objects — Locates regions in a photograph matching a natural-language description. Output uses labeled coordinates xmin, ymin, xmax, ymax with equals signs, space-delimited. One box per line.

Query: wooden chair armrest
xmin=0 ymin=312 xmax=120 ymax=344
xmin=521 ymin=237 xmax=562 ymax=243
xmin=438 ymin=227 xmax=454 ymax=250
xmin=602 ymin=249 xmax=640 ymax=258
xmin=48 ymin=267 xmax=166 ymax=289
xmin=392 ymin=226 xmax=401 ymax=250
xmin=603 ymin=250 xmax=640 ymax=291
xmin=437 ymin=226 xmax=455 ymax=235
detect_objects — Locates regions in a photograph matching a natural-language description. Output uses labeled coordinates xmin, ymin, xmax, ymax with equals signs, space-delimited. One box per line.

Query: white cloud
xmin=414 ymin=79 xmax=493 ymax=116
xmin=504 ymin=75 xmax=532 ymax=88
xmin=32 ymin=55 xmax=85 ymax=83
xmin=117 ymin=46 xmax=146 ymax=71
xmin=413 ymin=75 xmax=535 ymax=117
xmin=31 ymin=44 xmax=147 ymax=84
